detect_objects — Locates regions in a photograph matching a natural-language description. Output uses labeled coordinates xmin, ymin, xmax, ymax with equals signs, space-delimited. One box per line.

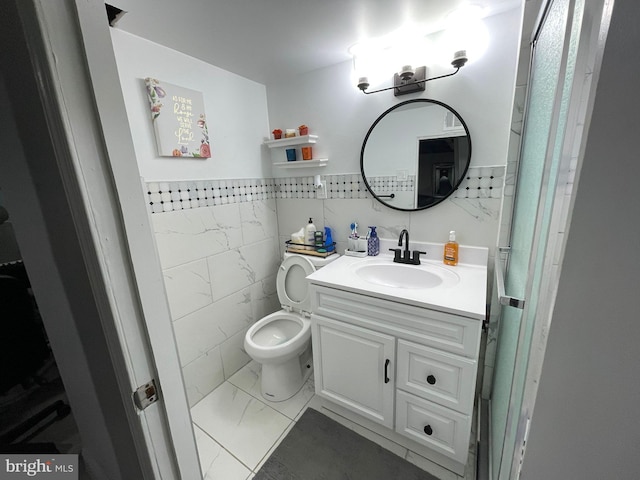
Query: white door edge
xmin=2 ymin=1 xmax=202 ymax=479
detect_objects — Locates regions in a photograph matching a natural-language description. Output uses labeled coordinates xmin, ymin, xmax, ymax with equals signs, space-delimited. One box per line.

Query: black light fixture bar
xmin=357 ymin=50 xmax=468 ymax=96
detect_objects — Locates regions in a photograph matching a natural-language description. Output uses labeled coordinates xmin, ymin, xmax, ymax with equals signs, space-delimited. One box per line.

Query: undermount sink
xmin=354 ymin=260 xmax=460 ymax=289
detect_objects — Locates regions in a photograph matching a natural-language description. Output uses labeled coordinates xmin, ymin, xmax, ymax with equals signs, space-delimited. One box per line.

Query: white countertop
xmin=307 ymin=241 xmax=488 ymax=320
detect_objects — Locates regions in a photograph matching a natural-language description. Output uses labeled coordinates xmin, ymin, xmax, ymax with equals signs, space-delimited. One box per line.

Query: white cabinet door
xmin=313 ymin=315 xmax=395 ymax=428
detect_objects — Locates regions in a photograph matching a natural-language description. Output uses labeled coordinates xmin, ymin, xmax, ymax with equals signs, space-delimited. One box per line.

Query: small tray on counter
xmin=285 ymin=240 xmax=336 ymax=258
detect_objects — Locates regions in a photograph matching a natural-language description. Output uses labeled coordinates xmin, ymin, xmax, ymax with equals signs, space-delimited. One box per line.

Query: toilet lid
xmin=277 ymin=255 xmax=316 ymax=313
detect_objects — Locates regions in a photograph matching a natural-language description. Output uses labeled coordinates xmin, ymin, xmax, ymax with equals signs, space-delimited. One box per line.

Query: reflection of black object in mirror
xmin=437 ymin=174 xmax=453 ymax=195
xmin=361 ymin=99 xmax=471 ymax=211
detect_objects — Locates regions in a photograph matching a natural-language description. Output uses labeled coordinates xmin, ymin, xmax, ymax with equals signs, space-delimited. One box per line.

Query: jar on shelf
xmin=301 ymin=146 xmax=313 ymax=160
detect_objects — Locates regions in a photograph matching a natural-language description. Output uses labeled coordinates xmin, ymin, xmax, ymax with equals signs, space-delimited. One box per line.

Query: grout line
xmin=195 ymin=370 xmax=316 ymax=475
xmin=193 ymin=422 xmax=254 ymax=473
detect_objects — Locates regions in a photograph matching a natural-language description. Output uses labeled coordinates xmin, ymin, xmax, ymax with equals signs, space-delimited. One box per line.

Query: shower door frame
xmin=489 ymin=0 xmax=614 ymax=478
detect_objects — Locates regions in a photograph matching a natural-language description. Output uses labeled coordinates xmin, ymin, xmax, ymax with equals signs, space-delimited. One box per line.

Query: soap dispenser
xmin=305 ymin=218 xmax=316 ymax=250
xmin=367 ymin=226 xmax=380 ymax=256
xmin=443 ymin=230 xmax=459 ymax=266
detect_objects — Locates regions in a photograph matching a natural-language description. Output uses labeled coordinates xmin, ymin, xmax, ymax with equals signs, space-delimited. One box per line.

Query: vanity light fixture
xmin=357 ymin=50 xmax=468 ymax=96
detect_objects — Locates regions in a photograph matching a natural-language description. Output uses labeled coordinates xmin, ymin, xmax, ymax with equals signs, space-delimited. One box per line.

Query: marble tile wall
xmin=151 ymin=197 xmax=281 ymax=406
xmin=146 ymin=167 xmax=504 ymax=406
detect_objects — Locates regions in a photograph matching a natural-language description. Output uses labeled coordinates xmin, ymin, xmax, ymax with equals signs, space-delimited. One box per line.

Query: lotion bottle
xmin=443 ymin=230 xmax=459 ymax=266
xmin=305 ymin=218 xmax=316 ymax=250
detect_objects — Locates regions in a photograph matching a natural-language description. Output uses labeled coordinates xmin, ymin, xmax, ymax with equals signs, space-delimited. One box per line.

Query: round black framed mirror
xmin=360 ymin=99 xmax=471 ymax=211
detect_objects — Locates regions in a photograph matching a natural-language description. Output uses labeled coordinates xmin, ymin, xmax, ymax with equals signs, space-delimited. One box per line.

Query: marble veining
xmin=172 ymin=288 xmax=254 ymax=366
xmin=191 ymin=382 xmax=291 ymax=469
xmin=152 ymin=204 xmax=242 ymax=269
xmin=450 ymin=197 xmax=501 ymax=223
xmin=163 ymin=259 xmax=213 ymax=320
xmin=239 ymin=199 xmax=277 ymax=245
xmin=220 ymin=328 xmax=252 ymax=380
xmin=228 ymin=361 xmax=315 ymax=420
xmin=207 ymin=250 xmax=254 ymax=302
xmin=194 ymin=425 xmax=250 ymax=480
xmin=182 ymin=347 xmax=224 ymax=407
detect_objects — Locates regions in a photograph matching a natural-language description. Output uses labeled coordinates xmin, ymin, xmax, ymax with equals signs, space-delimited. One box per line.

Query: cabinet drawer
xmin=395 ymin=390 xmax=470 ymax=464
xmin=311 ymin=285 xmax=482 ymax=358
xmin=397 ymin=340 xmax=477 ymax=414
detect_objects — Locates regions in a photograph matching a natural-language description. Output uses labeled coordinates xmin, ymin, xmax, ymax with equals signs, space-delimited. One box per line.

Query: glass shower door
xmin=490 ymin=0 xmax=584 ymax=478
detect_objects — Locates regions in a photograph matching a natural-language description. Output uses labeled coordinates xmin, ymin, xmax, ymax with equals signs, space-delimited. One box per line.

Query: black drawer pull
xmin=426 ymin=374 xmax=436 ymax=385
xmin=424 ymin=425 xmax=433 ymax=436
xmin=384 ymin=359 xmax=390 ymax=384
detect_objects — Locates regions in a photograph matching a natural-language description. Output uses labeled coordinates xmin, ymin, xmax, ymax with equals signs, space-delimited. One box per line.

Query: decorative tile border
xmin=367 ymin=175 xmax=416 ymax=194
xmin=145 ymin=179 xmax=276 ymax=213
xmin=274 ymin=174 xmax=370 ymax=200
xmin=454 ymin=165 xmax=505 ymax=199
xmin=144 ymin=166 xmax=505 ymax=213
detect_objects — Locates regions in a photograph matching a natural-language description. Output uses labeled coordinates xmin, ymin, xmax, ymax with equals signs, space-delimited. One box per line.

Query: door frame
xmin=0 ymin=1 xmax=201 ymax=478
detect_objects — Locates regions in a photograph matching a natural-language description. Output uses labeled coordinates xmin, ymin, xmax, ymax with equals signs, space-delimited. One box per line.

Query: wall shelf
xmin=273 ymin=158 xmax=328 ymax=168
xmin=264 ymin=134 xmax=318 ymax=148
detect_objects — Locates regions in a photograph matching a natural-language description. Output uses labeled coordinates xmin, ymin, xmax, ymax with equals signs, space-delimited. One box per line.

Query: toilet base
xmin=260 ymin=346 xmax=313 ymax=402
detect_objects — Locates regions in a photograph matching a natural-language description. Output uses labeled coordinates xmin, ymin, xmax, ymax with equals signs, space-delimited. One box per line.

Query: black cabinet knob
xmin=426 ymin=374 xmax=436 ymax=385
xmin=424 ymin=425 xmax=433 ymax=436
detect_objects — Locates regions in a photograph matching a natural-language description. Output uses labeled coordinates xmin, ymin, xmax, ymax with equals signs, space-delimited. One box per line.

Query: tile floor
xmin=191 ymin=361 xmax=477 ymax=480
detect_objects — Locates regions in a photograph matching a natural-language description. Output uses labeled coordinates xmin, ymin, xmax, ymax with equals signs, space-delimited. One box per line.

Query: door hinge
xmin=133 ymin=379 xmax=159 ymax=410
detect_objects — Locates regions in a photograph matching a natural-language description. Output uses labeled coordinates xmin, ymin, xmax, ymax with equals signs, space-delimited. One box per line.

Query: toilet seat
xmin=276 ymin=254 xmax=316 ymax=314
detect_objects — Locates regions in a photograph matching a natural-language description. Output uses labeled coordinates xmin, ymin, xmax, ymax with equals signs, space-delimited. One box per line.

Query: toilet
xmin=244 ymin=252 xmax=338 ymax=402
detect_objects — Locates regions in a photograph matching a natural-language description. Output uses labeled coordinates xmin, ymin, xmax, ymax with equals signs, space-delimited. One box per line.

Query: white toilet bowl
xmin=244 ymin=311 xmax=312 ymax=401
xmin=244 ymin=253 xmax=337 ymax=402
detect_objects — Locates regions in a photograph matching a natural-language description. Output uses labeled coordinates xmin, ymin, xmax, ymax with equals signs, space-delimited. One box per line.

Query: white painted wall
xmin=110 ymin=29 xmax=270 ymax=181
xmin=521 ymin=1 xmax=640 ymax=477
xmin=266 ymin=9 xmax=521 ymax=178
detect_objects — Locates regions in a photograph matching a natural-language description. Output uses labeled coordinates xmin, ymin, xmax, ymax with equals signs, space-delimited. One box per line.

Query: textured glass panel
xmin=503 ymin=1 xmax=585 ymax=475
xmin=491 ymin=0 xmax=573 ymax=477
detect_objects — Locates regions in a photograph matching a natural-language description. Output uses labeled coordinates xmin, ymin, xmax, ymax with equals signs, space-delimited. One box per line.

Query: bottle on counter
xmin=305 ymin=218 xmax=316 ymax=250
xmin=367 ymin=226 xmax=380 ymax=256
xmin=324 ymin=227 xmax=335 ymax=252
xmin=443 ymin=230 xmax=459 ymax=266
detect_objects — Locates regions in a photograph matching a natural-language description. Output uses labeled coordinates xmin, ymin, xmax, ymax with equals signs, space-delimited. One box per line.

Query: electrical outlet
xmin=316 ymin=183 xmax=327 ymax=199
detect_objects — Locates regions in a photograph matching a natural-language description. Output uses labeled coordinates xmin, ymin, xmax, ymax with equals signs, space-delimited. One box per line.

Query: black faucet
xmin=390 ymin=229 xmax=426 ymax=265
xmin=398 ymin=229 xmax=410 ymax=260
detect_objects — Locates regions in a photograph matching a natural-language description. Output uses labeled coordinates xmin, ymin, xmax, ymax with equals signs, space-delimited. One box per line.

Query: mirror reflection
xmin=360 ymin=99 xmax=471 ymax=211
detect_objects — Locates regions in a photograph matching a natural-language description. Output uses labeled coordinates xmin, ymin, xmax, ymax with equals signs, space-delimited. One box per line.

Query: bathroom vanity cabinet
xmin=310 ymin=283 xmax=482 ymax=472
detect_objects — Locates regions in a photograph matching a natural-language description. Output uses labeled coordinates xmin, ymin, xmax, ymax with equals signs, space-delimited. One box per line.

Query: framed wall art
xmin=144 ymin=78 xmax=211 ymax=158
